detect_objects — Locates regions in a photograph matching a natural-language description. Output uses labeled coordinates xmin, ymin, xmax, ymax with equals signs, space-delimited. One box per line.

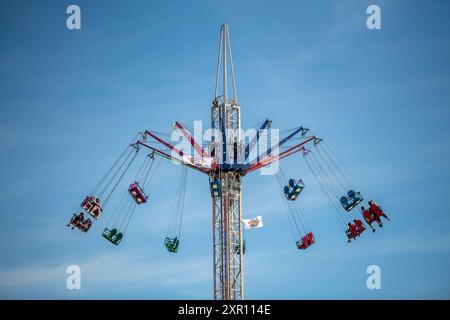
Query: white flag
xmin=242 ymin=216 xmax=263 ymax=230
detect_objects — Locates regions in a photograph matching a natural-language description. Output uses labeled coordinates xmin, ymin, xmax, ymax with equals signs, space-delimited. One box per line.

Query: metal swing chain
xmin=307 ymin=152 xmax=345 ymax=218
xmin=275 ymin=170 xmax=302 ymax=241
xmin=95 ymin=133 xmax=140 ymax=198
xmin=309 ymin=150 xmax=342 ymax=201
xmin=277 ymin=168 xmax=308 ymax=235
xmin=176 ymin=167 xmax=188 ymax=239
xmin=98 ymin=148 xmax=134 ymax=200
xmin=303 ymin=153 xmax=347 ymax=230
xmin=103 ymin=148 xmax=139 ymax=207
xmin=322 ymin=141 xmax=361 ymax=189
xmin=315 ymin=145 xmax=347 ymax=191
xmin=166 ymin=165 xmax=187 ymax=238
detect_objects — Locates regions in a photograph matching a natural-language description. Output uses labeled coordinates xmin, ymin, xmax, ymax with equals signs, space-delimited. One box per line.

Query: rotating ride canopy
xmin=67 ymin=24 xmax=390 ymax=300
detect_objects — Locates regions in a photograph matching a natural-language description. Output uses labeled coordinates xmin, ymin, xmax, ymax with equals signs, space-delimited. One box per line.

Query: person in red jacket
xmin=81 ymin=196 xmax=89 ymax=208
xmin=361 ymin=206 xmax=381 ymax=232
xmin=297 ymin=235 xmax=309 ymax=249
xmin=346 ymin=223 xmax=358 ymax=242
xmin=67 ymin=212 xmax=84 ymax=230
xmin=368 ymin=200 xmax=390 ymax=222
xmin=354 ymin=219 xmax=365 ymax=234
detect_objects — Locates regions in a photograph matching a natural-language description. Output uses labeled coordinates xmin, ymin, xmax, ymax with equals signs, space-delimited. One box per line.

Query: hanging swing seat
xmin=369 ymin=204 xmax=385 ymax=219
xmin=68 ymin=213 xmax=92 ymax=233
xmin=128 ymin=182 xmax=148 ymax=204
xmin=235 ymin=240 xmax=246 ymax=255
xmin=102 ymin=228 xmax=123 ymax=245
xmin=81 ymin=195 xmax=103 ymax=219
xmin=346 ymin=229 xmax=359 ymax=240
xmin=296 ymin=232 xmax=315 ymax=250
xmin=209 ymin=178 xmax=222 ymax=198
xmin=345 ymin=229 xmax=354 ymax=240
xmin=164 ymin=237 xmax=180 ymax=253
xmin=284 ymin=179 xmax=305 ymax=201
xmin=356 ymin=225 xmax=366 ymax=234
xmin=355 ymin=220 xmax=366 ymax=234
xmin=340 ymin=190 xmax=363 ymax=211
xmin=363 ymin=209 xmax=377 ymax=224
xmin=346 ymin=224 xmax=362 ymax=241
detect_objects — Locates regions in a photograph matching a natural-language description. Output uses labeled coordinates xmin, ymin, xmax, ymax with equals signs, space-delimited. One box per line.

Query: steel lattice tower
xmin=210 ymin=24 xmax=244 ymax=300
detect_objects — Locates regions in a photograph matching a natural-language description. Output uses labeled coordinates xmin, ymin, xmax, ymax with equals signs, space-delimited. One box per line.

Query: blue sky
xmin=0 ymin=0 xmax=449 ymax=299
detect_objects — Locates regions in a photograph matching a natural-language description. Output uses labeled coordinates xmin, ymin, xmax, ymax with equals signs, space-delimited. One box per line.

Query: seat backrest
xmin=289 ymin=179 xmax=296 ymax=188
xmin=347 ymin=190 xmax=355 ymax=198
xmin=303 ymin=237 xmax=309 ymax=248
xmin=211 ymin=180 xmax=220 ymax=188
xmin=284 ymin=186 xmax=290 ymax=194
xmin=340 ymin=196 xmax=348 ymax=205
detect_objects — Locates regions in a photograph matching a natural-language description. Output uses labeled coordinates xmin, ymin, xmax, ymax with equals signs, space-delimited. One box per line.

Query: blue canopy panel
xmin=238 ymin=126 xmax=306 ymax=173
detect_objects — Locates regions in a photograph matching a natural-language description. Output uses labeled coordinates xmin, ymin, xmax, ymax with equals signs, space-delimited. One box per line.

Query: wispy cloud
xmin=0 ymin=250 xmax=212 ymax=298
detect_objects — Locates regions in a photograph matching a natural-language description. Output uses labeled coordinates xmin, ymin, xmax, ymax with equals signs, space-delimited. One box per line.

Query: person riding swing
xmin=67 ymin=212 xmax=84 ymax=230
xmin=346 ymin=222 xmax=358 ymax=242
xmin=361 ymin=206 xmax=382 ymax=231
xmin=368 ymin=200 xmax=390 ymax=222
xmin=354 ymin=219 xmax=365 ymax=234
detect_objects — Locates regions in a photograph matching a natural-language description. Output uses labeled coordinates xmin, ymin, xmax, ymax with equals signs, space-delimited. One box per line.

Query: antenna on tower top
xmin=214 ymin=24 xmax=238 ymax=104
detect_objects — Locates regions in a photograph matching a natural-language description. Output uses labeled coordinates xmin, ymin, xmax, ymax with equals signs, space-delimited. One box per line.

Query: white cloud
xmin=0 ymin=250 xmax=211 ymax=295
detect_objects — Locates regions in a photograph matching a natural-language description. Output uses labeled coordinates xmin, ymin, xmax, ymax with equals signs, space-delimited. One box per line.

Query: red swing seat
xmin=69 ymin=213 xmax=93 ymax=233
xmin=370 ymin=205 xmax=384 ymax=219
xmin=363 ymin=209 xmax=377 ymax=224
xmin=296 ymin=232 xmax=315 ymax=250
xmin=128 ymin=182 xmax=148 ymax=204
xmin=346 ymin=227 xmax=359 ymax=240
xmin=81 ymin=196 xmax=103 ymax=219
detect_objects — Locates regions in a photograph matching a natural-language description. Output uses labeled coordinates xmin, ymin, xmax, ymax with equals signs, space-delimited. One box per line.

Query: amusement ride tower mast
xmin=210 ymin=24 xmax=244 ymax=300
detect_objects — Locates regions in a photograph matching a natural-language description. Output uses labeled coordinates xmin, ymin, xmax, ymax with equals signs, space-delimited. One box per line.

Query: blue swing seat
xmin=348 ymin=190 xmax=362 ymax=204
xmin=209 ymin=179 xmax=221 ymax=198
xmin=284 ymin=179 xmax=305 ymax=201
xmin=340 ymin=196 xmax=351 ymax=210
xmin=340 ymin=190 xmax=363 ymax=212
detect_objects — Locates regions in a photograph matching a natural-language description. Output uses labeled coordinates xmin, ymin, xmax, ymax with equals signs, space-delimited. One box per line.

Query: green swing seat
xmin=235 ymin=240 xmax=246 ymax=255
xmin=164 ymin=237 xmax=180 ymax=253
xmin=102 ymin=228 xmax=123 ymax=246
